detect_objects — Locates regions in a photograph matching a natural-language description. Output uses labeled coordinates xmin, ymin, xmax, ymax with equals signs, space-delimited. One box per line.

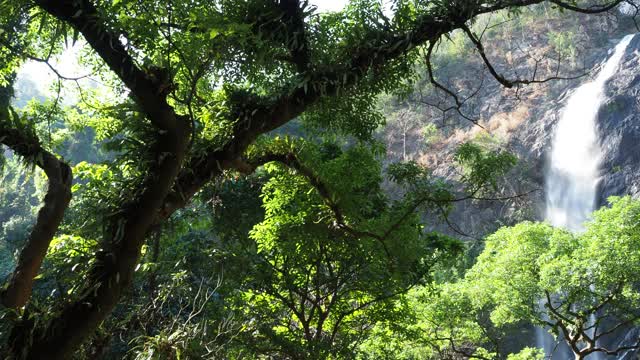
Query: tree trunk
xmin=147 ymin=230 xmax=161 ymax=300
xmin=402 ymin=130 xmax=407 ymax=161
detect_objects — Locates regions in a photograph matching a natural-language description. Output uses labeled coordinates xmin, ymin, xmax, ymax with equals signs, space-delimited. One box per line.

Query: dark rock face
xmin=598 ymin=34 xmax=640 ymax=205
xmin=498 ymin=33 xmax=640 ymax=214
xmin=419 ymin=42 xmax=636 ymax=239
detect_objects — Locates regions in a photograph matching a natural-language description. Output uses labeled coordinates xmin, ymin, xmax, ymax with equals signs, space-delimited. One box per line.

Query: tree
xmin=387 ymin=107 xmax=422 ymax=161
xmin=408 ymin=197 xmax=640 ymax=359
xmin=0 ymin=0 xmax=631 ymax=358
xmin=227 ymin=141 xmax=464 ymax=359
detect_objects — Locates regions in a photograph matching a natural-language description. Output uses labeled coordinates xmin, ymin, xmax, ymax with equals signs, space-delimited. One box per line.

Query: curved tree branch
xmin=34 ymin=0 xmax=177 ymax=130
xmin=0 ymin=118 xmax=72 ymax=311
xmin=164 ymin=1 xmax=626 ymax=216
xmin=548 ymin=0 xmax=625 ymax=13
xmin=460 ymin=23 xmax=588 ymax=89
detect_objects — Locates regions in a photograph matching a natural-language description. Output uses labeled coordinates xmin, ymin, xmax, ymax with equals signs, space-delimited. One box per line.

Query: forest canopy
xmin=0 ymin=0 xmax=638 ymax=359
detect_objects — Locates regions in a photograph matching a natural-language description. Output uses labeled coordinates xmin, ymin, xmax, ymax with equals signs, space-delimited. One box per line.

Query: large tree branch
xmin=0 ymin=118 xmax=72 ymax=310
xmin=159 ymin=1 xmax=499 ymax=219
xmin=15 ymin=1 xmax=191 ymax=358
xmin=548 ymin=0 xmax=625 ymax=13
xmin=460 ymin=23 xmax=588 ymax=88
xmin=34 ymin=0 xmax=177 ymax=130
xmin=161 ymin=0 xmax=627 ymax=220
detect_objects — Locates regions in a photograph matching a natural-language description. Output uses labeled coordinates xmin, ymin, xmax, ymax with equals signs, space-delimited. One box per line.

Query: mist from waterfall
xmin=539 ymin=34 xmax=634 ymax=359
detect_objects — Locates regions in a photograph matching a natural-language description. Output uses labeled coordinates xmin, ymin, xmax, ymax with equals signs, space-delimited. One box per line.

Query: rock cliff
xmin=383 ymin=10 xmax=640 ymax=241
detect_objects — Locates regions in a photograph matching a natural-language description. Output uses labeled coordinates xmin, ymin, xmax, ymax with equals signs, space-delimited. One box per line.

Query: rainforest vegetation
xmin=1 ymin=0 xmax=640 ymax=359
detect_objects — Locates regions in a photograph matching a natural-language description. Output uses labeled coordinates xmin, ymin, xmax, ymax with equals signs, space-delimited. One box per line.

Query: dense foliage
xmin=375 ymin=197 xmax=640 ymax=360
xmin=0 ymin=0 xmax=637 ymax=359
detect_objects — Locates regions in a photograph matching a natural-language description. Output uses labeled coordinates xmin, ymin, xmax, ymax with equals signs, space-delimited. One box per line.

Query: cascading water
xmin=540 ymin=34 xmax=635 ymax=359
xmin=545 ymin=34 xmax=634 ymax=231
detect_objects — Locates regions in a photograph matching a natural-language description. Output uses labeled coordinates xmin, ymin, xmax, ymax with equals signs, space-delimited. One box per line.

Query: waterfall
xmin=540 ymin=34 xmax=635 ymax=359
xmin=545 ymin=34 xmax=634 ymax=231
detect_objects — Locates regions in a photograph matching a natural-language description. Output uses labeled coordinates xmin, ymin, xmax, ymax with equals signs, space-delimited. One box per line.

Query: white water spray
xmin=540 ymin=34 xmax=634 ymax=359
xmin=546 ymin=34 xmax=634 ymax=231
